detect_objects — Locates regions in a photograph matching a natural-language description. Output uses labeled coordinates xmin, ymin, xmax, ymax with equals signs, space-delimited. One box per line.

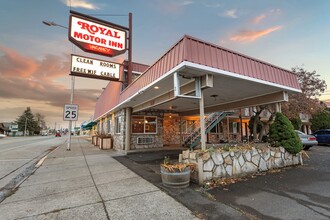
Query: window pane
xmin=107 ymin=119 xmax=111 ymax=133
xmin=145 ymin=116 xmax=157 ymax=133
xmin=115 ymin=117 xmax=121 ymax=133
xmin=132 ymin=116 xmax=144 ymax=133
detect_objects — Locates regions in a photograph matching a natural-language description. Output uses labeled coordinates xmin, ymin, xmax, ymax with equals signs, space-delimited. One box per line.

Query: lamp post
xmin=42 ymin=20 xmax=74 ymax=151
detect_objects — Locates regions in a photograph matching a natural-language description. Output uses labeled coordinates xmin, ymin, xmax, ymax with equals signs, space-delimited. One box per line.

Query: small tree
xmin=282 ymin=67 xmax=327 ymax=119
xmin=269 ymin=112 xmax=302 ymax=154
xmin=15 ymin=107 xmax=38 ymax=136
xmin=310 ymin=110 xmax=330 ymax=132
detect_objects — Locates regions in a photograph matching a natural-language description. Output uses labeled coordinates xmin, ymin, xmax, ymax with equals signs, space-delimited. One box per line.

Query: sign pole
xmin=67 ymin=76 xmax=75 ymax=151
xmin=127 ymin=12 xmax=132 ymax=86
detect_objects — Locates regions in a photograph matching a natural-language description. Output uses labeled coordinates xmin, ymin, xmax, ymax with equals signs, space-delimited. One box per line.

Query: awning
xmin=81 ymin=121 xmax=97 ymax=130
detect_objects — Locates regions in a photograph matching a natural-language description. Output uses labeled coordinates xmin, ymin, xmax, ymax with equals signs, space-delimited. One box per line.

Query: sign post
xmin=64 ymin=103 xmax=78 ymax=151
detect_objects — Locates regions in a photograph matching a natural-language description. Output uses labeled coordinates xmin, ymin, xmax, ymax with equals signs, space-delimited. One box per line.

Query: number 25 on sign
xmin=63 ymin=104 xmax=79 ymax=121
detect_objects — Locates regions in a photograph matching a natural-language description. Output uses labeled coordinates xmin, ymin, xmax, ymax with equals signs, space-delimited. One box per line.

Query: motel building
xmin=90 ymin=35 xmax=301 ymax=152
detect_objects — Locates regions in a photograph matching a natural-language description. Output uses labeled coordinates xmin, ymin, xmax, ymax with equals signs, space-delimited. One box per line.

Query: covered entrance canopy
xmin=94 ymin=35 xmax=301 ymax=119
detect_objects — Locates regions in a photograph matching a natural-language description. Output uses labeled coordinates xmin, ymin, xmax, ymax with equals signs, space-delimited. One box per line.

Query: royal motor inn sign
xmin=69 ymin=12 xmax=127 ymax=57
xmin=71 ymin=54 xmax=120 ymax=81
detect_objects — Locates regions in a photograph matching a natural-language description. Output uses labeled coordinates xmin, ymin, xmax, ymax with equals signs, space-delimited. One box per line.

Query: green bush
xmin=290 ymin=117 xmax=302 ymax=130
xmin=269 ymin=112 xmax=302 ymax=154
xmin=310 ymin=110 xmax=330 ymax=132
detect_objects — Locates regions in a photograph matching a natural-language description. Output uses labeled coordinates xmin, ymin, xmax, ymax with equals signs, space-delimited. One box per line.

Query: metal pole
xmin=127 ymin=12 xmax=133 ymax=86
xmin=67 ymin=75 xmax=75 ymax=151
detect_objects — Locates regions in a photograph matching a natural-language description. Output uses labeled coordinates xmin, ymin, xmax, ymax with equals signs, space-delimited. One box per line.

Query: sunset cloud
xmin=251 ymin=9 xmax=281 ymax=24
xmin=252 ymin=14 xmax=266 ymax=24
xmin=0 ymin=45 xmax=37 ymax=78
xmin=62 ymin=0 xmax=99 ymax=10
xmin=230 ymin=25 xmax=283 ymax=42
xmin=0 ymin=45 xmax=104 ymax=123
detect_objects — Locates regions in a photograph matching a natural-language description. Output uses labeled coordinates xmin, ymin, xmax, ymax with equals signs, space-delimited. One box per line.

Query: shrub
xmin=290 ymin=117 xmax=302 ymax=130
xmin=269 ymin=112 xmax=302 ymax=154
xmin=310 ymin=110 xmax=330 ymax=132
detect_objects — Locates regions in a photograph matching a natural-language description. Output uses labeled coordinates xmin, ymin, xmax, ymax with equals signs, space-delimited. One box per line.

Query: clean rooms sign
xmin=70 ymin=54 xmax=120 ymax=81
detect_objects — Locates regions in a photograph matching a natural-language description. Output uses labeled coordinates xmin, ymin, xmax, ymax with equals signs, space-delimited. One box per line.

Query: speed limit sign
xmin=63 ymin=104 xmax=79 ymax=121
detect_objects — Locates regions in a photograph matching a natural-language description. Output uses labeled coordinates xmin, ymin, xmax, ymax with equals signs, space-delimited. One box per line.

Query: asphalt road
xmin=115 ymin=145 xmax=330 ymax=220
xmin=0 ymin=135 xmax=66 ymax=197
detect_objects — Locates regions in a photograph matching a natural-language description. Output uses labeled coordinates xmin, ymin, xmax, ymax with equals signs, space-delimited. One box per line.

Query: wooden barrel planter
xmin=160 ymin=166 xmax=190 ymax=188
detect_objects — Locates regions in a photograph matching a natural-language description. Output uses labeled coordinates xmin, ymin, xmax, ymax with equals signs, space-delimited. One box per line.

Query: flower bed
xmin=181 ymin=144 xmax=303 ymax=185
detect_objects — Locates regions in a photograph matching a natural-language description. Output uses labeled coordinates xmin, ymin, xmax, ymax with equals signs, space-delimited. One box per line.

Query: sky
xmin=0 ymin=0 xmax=329 ymax=129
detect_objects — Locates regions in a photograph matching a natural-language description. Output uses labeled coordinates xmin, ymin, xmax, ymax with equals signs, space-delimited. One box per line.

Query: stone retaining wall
xmin=182 ymin=146 xmax=303 ymax=183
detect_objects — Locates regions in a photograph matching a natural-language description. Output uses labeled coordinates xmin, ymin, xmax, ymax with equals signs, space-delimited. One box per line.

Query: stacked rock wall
xmin=182 ymin=146 xmax=303 ymax=182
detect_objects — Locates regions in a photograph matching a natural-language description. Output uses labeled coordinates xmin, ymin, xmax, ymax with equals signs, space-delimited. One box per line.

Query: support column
xmin=125 ymin=107 xmax=132 ymax=152
xmin=275 ymin=102 xmax=282 ymax=113
xmin=199 ymin=90 xmax=206 ymax=151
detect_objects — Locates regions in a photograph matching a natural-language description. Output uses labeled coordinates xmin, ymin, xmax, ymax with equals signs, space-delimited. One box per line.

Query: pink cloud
xmin=252 ymin=14 xmax=266 ymax=24
xmin=0 ymin=45 xmax=102 ymax=111
xmin=0 ymin=45 xmax=37 ymax=77
xmin=230 ymin=25 xmax=284 ymax=42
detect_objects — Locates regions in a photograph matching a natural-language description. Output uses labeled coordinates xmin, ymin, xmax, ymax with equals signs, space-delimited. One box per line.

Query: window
xmin=210 ymin=122 xmax=223 ymax=133
xmin=145 ymin=116 xmax=157 ymax=133
xmin=131 ymin=116 xmax=157 ymax=134
xmin=181 ymin=120 xmax=197 ymax=133
xmin=97 ymin=122 xmax=100 ymax=134
xmin=132 ymin=116 xmax=144 ymax=133
xmin=102 ymin=119 xmax=106 ymax=134
xmin=107 ymin=118 xmax=111 ymax=133
xmin=115 ymin=117 xmax=121 ymax=134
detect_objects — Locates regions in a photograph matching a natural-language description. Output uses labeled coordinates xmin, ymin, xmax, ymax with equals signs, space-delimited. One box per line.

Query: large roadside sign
xmin=70 ymin=54 xmax=120 ymax=81
xmin=69 ymin=11 xmax=127 ymax=57
xmin=63 ymin=104 xmax=79 ymax=121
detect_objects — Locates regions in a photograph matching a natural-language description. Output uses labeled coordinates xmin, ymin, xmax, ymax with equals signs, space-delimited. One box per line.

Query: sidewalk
xmin=0 ymin=137 xmax=199 ymax=220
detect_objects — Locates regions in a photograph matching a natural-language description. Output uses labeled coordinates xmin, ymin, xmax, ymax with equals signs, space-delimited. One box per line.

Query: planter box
xmin=99 ymin=137 xmax=112 ymax=150
xmin=160 ymin=166 xmax=190 ymax=188
xmin=91 ymin=135 xmax=98 ymax=145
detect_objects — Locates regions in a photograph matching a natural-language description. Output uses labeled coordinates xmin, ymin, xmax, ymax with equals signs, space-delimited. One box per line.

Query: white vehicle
xmin=41 ymin=131 xmax=48 ymax=136
xmin=0 ymin=134 xmax=6 ymax=138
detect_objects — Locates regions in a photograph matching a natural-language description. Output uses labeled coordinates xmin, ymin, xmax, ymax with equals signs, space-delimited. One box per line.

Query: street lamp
xmin=42 ymin=21 xmax=68 ymax=29
xmin=43 ymin=20 xmax=74 ymax=151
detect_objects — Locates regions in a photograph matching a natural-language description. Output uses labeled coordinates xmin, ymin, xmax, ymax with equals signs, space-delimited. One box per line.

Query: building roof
xmin=94 ymin=35 xmax=301 ymax=120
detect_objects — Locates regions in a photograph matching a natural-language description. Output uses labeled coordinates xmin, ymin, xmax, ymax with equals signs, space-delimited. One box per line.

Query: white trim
xmin=183 ymin=61 xmax=302 ymax=93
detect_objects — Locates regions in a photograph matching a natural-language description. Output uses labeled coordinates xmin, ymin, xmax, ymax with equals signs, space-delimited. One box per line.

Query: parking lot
xmin=115 ymin=145 xmax=330 ymax=220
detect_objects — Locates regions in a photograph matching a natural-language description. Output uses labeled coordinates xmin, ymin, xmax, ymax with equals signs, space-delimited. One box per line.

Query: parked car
xmin=313 ymin=129 xmax=330 ymax=145
xmin=0 ymin=133 xmax=6 ymax=138
xmin=55 ymin=131 xmax=61 ymax=137
xmin=295 ymin=130 xmax=318 ymax=150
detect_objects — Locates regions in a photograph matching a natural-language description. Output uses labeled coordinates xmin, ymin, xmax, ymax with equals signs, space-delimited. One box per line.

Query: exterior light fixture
xmin=210 ymin=94 xmax=218 ymax=101
xmin=154 ymin=86 xmax=159 ymax=89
